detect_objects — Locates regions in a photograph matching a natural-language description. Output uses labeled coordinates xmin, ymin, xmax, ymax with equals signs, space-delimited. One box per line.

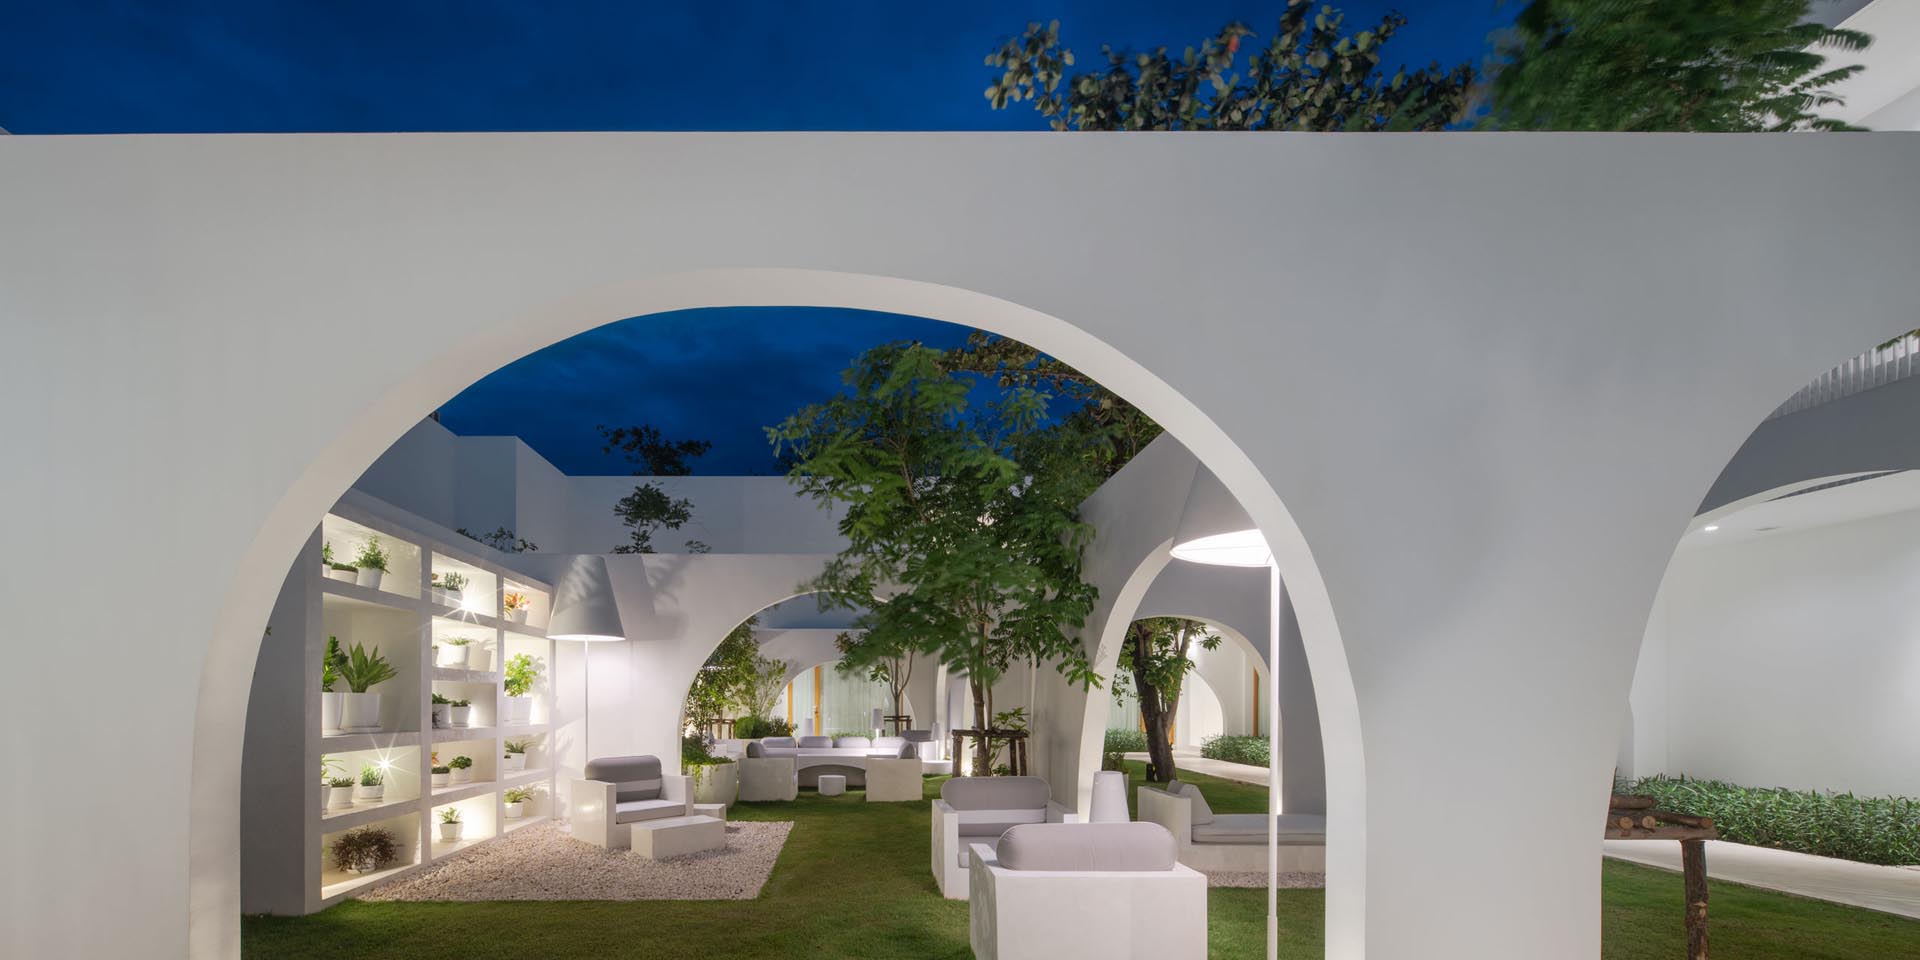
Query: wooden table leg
xmin=1681 ymin=838 xmax=1708 ymax=960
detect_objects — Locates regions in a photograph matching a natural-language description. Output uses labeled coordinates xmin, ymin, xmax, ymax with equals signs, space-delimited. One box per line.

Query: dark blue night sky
xmin=2 ymin=0 xmax=1514 ymax=473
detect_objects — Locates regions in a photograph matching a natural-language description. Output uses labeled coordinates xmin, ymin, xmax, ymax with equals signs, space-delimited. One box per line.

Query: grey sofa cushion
xmin=1191 ymin=813 xmax=1327 ymax=845
xmin=614 ymin=798 xmax=686 ymax=824
xmin=902 ymin=729 xmax=935 ymax=742
xmin=1168 ymin=781 xmax=1214 ymax=825
xmin=998 ymin=823 xmax=1178 ymax=872
xmin=942 ymin=775 xmax=1050 ymax=837
xmin=585 ymin=755 xmax=663 ymax=802
xmin=871 ymin=737 xmax=914 ymax=758
xmin=796 ymin=735 xmax=833 ymax=749
xmin=746 ymin=741 xmax=765 ymax=758
xmin=834 ymin=735 xmax=872 ymax=748
xmin=762 ymin=737 xmax=797 ymax=749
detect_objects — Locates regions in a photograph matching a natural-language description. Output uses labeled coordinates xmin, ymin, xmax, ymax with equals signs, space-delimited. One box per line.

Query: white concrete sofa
xmin=1137 ymin=780 xmax=1326 ymax=873
xmin=738 ymin=747 xmax=798 ymax=802
xmin=746 ymin=735 xmax=917 ymax=789
xmin=932 ymin=775 xmax=1050 ymax=899
xmin=968 ymin=822 xmax=1206 ymax=960
xmin=570 ymin=755 xmax=690 ymax=850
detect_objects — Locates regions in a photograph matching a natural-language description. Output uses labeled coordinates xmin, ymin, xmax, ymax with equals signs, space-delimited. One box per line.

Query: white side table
xmin=817 ymin=774 xmax=847 ymax=796
xmin=1089 ymin=769 xmax=1130 ymax=822
xmin=692 ymin=802 xmax=727 ymax=821
xmin=630 ymin=814 xmax=725 ymax=860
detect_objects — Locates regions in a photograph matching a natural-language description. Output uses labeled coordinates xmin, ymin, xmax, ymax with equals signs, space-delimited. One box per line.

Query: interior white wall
xmin=6 ymin=132 xmax=1919 ymax=960
xmin=1626 ymin=507 xmax=1920 ymax=796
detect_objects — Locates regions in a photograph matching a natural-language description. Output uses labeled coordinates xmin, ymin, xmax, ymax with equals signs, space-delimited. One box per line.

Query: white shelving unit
xmin=241 ymin=491 xmax=557 ymax=915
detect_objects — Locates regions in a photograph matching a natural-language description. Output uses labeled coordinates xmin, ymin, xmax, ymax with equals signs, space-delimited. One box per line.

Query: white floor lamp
xmin=1169 ymin=466 xmax=1282 ymax=960
xmin=548 ymin=555 xmax=626 ymax=766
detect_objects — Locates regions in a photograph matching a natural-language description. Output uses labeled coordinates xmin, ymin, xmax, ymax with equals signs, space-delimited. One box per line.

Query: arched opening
xmin=194 ymin=268 xmax=1363 ymax=957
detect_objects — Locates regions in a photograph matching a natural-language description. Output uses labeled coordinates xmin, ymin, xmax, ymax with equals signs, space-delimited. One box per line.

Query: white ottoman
xmin=817 ymin=774 xmax=847 ymax=796
xmin=629 ymin=815 xmax=725 ymax=859
xmin=692 ymin=802 xmax=727 ymax=821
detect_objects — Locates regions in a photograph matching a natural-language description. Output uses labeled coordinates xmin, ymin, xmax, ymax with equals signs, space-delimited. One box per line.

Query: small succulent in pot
xmin=331 ymin=827 xmax=398 ymax=874
xmin=448 ymin=697 xmax=473 ymax=727
xmin=436 ymin=805 xmax=465 ymax=842
xmin=503 ymin=737 xmax=531 ymax=772
xmin=355 ymin=765 xmax=386 ymax=802
xmin=449 ymin=754 xmax=475 ymax=783
xmin=431 ymin=765 xmax=451 ymax=788
xmin=504 ymin=786 xmax=535 ymax=819
xmin=432 ymin=570 xmax=468 ymax=608
xmin=326 ymin=775 xmax=356 ymax=809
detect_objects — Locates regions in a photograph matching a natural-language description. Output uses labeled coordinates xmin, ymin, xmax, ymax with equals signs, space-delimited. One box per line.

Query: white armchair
xmin=1137 ymin=780 xmax=1325 ymax=873
xmin=570 ymin=755 xmax=690 ymax=850
xmin=968 ymin=822 xmax=1206 ymax=960
xmin=931 ymin=776 xmax=1050 ymax=899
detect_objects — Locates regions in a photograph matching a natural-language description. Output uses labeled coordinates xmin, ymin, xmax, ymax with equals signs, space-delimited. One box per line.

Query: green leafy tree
xmin=1119 ymin=618 xmax=1222 ymax=783
xmin=684 ymin=616 xmax=761 ymax=729
xmin=456 ymin=526 xmax=538 ymax=553
xmin=599 ymin=423 xmax=713 ymax=553
xmin=770 ymin=342 xmax=1105 ymax=775
xmin=986 ymin=2 xmax=1474 ymax=131
xmin=836 ymin=629 xmax=918 ymax=725
xmin=1483 ymin=0 xmax=1873 ymax=131
xmin=741 ymin=653 xmax=791 ymax=724
xmin=940 ymin=332 xmax=1156 ymax=481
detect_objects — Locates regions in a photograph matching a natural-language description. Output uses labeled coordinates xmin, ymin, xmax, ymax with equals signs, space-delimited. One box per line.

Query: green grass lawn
xmin=244 ymin=762 xmax=1920 ymax=959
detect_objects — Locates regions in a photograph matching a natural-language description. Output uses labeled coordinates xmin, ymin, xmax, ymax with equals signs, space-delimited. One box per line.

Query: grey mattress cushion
xmin=761 ymin=737 xmax=797 ymax=748
xmin=796 ymin=735 xmax=833 ymax=749
xmin=614 ymin=798 xmax=686 ymax=824
xmin=902 ymin=729 xmax=935 ymax=742
xmin=585 ymin=755 xmax=663 ymax=802
xmin=1191 ymin=813 xmax=1327 ymax=845
xmin=940 ymin=775 xmax=1050 ymax=811
xmin=997 ymin=822 xmax=1178 ymax=872
xmin=871 ymin=736 xmax=906 ymax=752
xmin=1168 ymin=781 xmax=1214 ymax=825
xmin=834 ymin=735 xmax=872 ymax=748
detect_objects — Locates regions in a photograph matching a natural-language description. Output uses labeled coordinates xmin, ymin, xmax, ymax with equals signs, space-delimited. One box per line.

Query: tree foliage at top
xmin=599 ymin=424 xmax=712 ymax=475
xmin=600 ymin=423 xmax=713 ymax=554
xmin=985 ymin=1 xmax=1475 ymax=131
xmin=770 ymin=343 xmax=1107 ymax=774
xmin=939 ymin=332 xmax=1157 ymax=481
xmin=1118 ymin=617 xmax=1221 ymax=783
xmin=1484 ymin=0 xmax=1873 ymax=131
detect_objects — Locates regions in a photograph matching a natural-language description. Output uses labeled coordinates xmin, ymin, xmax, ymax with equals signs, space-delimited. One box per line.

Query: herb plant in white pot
xmin=449 ymin=755 xmax=474 ymax=784
xmin=338 ymin=643 xmax=397 ymax=733
xmin=503 ymin=787 xmax=534 ymax=819
xmin=502 ymin=738 xmax=530 ymax=773
xmin=439 ymin=637 xmax=473 ymax=669
xmin=355 ymin=765 xmax=385 ymax=803
xmin=319 ymin=636 xmax=347 ymax=735
xmin=327 ymin=775 xmax=356 ymax=809
xmin=431 ymin=571 xmax=467 ymax=609
xmin=503 ymin=653 xmax=540 ymax=725
xmin=437 ymin=806 xmax=464 ymax=842
xmin=504 ymin=591 xmax=530 ymax=624
xmin=431 ymin=692 xmax=451 ymax=729
xmin=448 ymin=698 xmax=472 ymax=727
xmin=431 ymin=764 xmax=450 ymax=788
xmin=351 ymin=537 xmax=390 ymax=590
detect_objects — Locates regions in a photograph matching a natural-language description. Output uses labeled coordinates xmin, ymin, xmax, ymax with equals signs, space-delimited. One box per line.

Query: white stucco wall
xmin=563 ymin=475 xmax=847 ymax=555
xmin=6 ymin=132 xmax=1919 ymax=960
xmin=1627 ymin=507 xmax=1920 ymax=797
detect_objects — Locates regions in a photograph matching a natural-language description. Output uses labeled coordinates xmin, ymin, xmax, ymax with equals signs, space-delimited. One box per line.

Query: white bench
xmin=630 ymin=814 xmax=725 ymax=859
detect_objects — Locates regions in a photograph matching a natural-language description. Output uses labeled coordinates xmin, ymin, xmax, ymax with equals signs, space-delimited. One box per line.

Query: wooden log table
xmin=1606 ymin=793 xmax=1717 ymax=960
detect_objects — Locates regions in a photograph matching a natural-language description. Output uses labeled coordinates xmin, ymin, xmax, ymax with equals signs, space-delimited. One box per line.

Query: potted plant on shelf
xmin=448 ymin=698 xmax=472 ymax=728
xmin=431 ymin=764 xmax=450 ymax=788
xmin=503 ymin=591 xmax=530 ymax=624
xmin=338 ymin=642 xmax=398 ymax=733
xmin=320 ymin=755 xmax=342 ymax=808
xmin=437 ymin=806 xmax=464 ymax=842
xmin=320 ymin=541 xmax=333 ymax=579
xmin=503 ymin=786 xmax=535 ymax=819
xmin=503 ymin=653 xmax=540 ymax=725
xmin=319 ymin=636 xmax=347 ymax=734
xmin=331 ymin=827 xmax=398 ymax=875
xmin=355 ymin=765 xmax=385 ymax=803
xmin=439 ymin=636 xmax=473 ymax=669
xmin=327 ymin=774 xmax=356 ymax=810
xmin=351 ymin=537 xmax=390 ymax=590
xmin=503 ymin=738 xmax=530 ymax=773
xmin=448 ymin=755 xmax=474 ymax=783
xmin=683 ymin=734 xmax=739 ymax=808
xmin=430 ymin=692 xmax=452 ymax=729
xmin=431 ymin=571 xmax=468 ymax=609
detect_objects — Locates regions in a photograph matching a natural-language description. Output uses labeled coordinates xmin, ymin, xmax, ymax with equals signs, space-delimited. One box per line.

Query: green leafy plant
xmin=682 ymin=733 xmax=731 ymax=767
xmin=504 ymin=653 xmax=541 ymax=698
xmin=445 ymin=637 xmax=474 ymax=647
xmin=358 ymin=765 xmax=384 ymax=787
xmin=319 ymin=636 xmax=347 ymax=693
xmin=601 ymin=423 xmax=714 ymax=554
xmin=1103 ymin=728 xmax=1147 ymax=773
xmin=330 ymin=827 xmax=398 ymax=873
xmin=434 ymin=571 xmax=468 ymax=592
xmin=448 ymin=756 xmax=473 ymax=770
xmin=504 ymin=739 xmax=531 ymax=755
xmin=431 ymin=692 xmax=451 ymax=705
xmin=683 ymin=616 xmax=761 ymax=725
xmin=1201 ymin=734 xmax=1271 ymax=768
xmin=327 ymin=776 xmax=354 ymax=788
xmin=1120 ymin=618 xmax=1222 ymax=782
xmin=1619 ymin=774 xmax=1920 ymax=866
xmin=734 ymin=715 xmax=793 ymax=739
xmin=320 ymin=755 xmax=343 ymax=781
xmin=351 ymin=537 xmax=390 ymax=573
xmin=431 ymin=766 xmax=450 ymax=775
xmin=438 ymin=807 xmax=463 ymax=824
xmin=504 ymin=787 xmax=535 ymax=804
xmin=321 ymin=542 xmax=335 ymax=567
xmin=338 ymin=643 xmax=397 ymax=693
xmin=449 ymin=698 xmax=470 ymax=708
xmin=457 ymin=526 xmax=539 ymax=553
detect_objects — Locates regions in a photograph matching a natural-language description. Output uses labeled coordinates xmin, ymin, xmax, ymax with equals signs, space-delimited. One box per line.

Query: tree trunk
xmin=970 ymin=676 xmax=992 ymax=776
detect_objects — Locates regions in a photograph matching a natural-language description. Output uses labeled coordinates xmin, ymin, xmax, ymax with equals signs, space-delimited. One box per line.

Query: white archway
xmin=191 ymin=268 xmax=1364 ymax=957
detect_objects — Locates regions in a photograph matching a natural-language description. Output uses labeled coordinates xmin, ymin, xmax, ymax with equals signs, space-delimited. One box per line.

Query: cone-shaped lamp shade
xmin=548 ymin=555 xmax=626 ymax=642
xmin=1169 ymin=466 xmax=1272 ymax=567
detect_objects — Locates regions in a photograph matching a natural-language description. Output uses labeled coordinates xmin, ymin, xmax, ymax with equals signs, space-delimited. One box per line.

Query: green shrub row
xmin=1104 ymin=728 xmax=1147 ymax=754
xmin=1620 ymin=774 xmax=1920 ymax=866
xmin=1200 ymin=734 xmax=1269 ymax=767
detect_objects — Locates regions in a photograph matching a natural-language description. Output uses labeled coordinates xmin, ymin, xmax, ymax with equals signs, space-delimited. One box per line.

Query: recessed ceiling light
xmin=1703 ymin=524 xmax=1720 ymax=532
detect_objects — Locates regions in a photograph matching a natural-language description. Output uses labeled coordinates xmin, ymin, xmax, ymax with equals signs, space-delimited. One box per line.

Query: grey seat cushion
xmin=835 ymin=735 xmax=872 ymax=748
xmin=1167 ymin=781 xmax=1214 ymax=825
xmin=1191 ymin=813 xmax=1327 ymax=845
xmin=614 ymin=798 xmax=686 ymax=824
xmin=585 ymin=755 xmax=663 ymax=802
xmin=902 ymin=729 xmax=935 ymax=742
xmin=942 ymin=776 xmax=1050 ymax=838
xmin=998 ymin=822 xmax=1178 ymax=872
xmin=796 ymin=735 xmax=833 ymax=749
xmin=761 ymin=737 xmax=797 ymax=749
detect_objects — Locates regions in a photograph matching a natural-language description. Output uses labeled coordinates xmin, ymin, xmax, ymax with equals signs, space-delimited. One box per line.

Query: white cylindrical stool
xmin=1089 ymin=769 xmax=1130 ymax=822
xmin=817 ymin=774 xmax=847 ymax=797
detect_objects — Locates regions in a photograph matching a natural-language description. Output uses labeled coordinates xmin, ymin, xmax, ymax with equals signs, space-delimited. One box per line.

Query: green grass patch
xmin=243 ymin=764 xmax=1920 ymax=959
xmin=1621 ymin=774 xmax=1920 ymax=866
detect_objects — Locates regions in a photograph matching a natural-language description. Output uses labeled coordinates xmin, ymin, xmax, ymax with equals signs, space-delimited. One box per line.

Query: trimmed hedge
xmin=1621 ymin=774 xmax=1920 ymax=866
xmin=1200 ymin=734 xmax=1269 ymax=768
xmin=1104 ymin=728 xmax=1147 ymax=753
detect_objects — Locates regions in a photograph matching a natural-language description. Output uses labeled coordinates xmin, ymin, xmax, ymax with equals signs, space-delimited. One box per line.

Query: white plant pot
xmin=509 ymin=608 xmax=529 ymax=624
xmin=451 ymin=767 xmax=473 ymax=784
xmin=340 ymin=691 xmax=383 ymax=733
xmin=691 ymin=763 xmax=739 ymax=808
xmin=354 ymin=567 xmax=384 ymax=590
xmin=328 ymin=785 xmax=355 ymax=809
xmin=319 ymin=782 xmax=330 ymax=808
xmin=504 ymin=801 xmax=525 ymax=819
xmin=468 ymin=648 xmax=491 ymax=672
xmin=439 ymin=644 xmax=470 ymax=669
xmin=432 ymin=772 xmax=449 ymax=788
xmin=449 ymin=704 xmax=472 ymax=727
xmin=438 ymin=821 xmax=463 ymax=842
xmin=320 ymin=691 xmax=344 ymax=734
xmin=328 ymin=567 xmax=358 ymax=583
xmin=502 ymin=752 xmax=526 ymax=773
xmin=506 ymin=696 xmax=533 ymax=725
xmin=355 ymin=783 xmax=384 ymax=802
xmin=431 ymin=702 xmax=450 ymax=729
xmin=432 ymin=588 xmax=453 ymax=607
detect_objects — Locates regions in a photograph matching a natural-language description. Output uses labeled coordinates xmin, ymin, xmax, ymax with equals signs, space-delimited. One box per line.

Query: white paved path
xmin=1125 ymin=750 xmax=1269 ymax=787
xmin=1603 ymin=839 xmax=1920 ymax=920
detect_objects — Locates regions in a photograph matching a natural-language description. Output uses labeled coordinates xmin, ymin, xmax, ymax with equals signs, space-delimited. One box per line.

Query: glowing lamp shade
xmin=548 ymin=555 xmax=625 ymax=643
xmin=1169 ymin=467 xmax=1271 ymax=567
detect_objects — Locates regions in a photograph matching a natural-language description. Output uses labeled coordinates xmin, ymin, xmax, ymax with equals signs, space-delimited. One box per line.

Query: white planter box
xmin=451 ymin=767 xmax=473 ymax=784
xmin=504 ymin=801 xmax=525 ymax=819
xmin=432 ymin=588 xmax=456 ymax=608
xmin=328 ymin=785 xmax=355 ymax=809
xmin=508 ymin=608 xmax=529 ymax=624
xmin=467 ymin=648 xmax=491 ymax=672
xmin=431 ymin=702 xmax=449 ymax=728
xmin=691 ymin=763 xmax=739 ymax=808
xmin=319 ymin=691 xmax=344 ymax=734
xmin=340 ymin=692 xmax=382 ymax=733
xmin=438 ymin=821 xmax=463 ymax=842
xmin=355 ymin=783 xmax=384 ymax=802
xmin=327 ymin=566 xmax=358 ymax=583
xmin=502 ymin=752 xmax=527 ymax=773
xmin=505 ymin=696 xmax=533 ymax=725
xmin=449 ymin=704 xmax=472 ymax=727
xmin=354 ymin=567 xmax=384 ymax=590
xmin=432 ymin=772 xmax=449 ymax=788
xmin=439 ymin=644 xmax=471 ymax=669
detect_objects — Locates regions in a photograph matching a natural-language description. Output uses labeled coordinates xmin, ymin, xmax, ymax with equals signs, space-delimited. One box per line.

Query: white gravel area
xmin=1207 ymin=870 xmax=1325 ymax=889
xmin=358 ymin=819 xmax=792 ymax=902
